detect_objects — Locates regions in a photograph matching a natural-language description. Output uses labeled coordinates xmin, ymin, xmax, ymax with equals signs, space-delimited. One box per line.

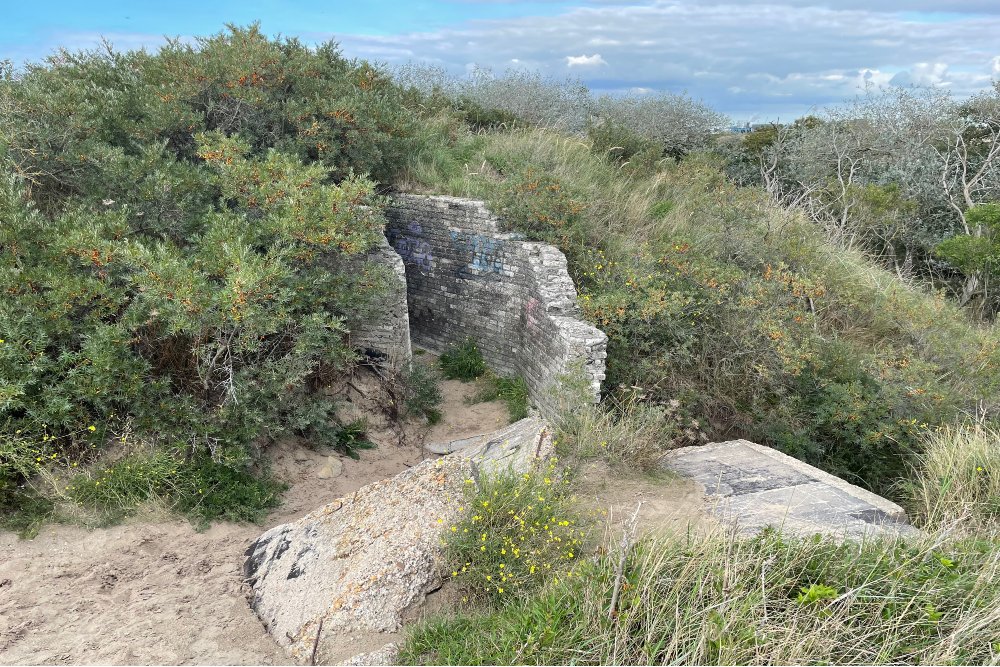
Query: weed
xmin=0 ymin=486 xmax=54 ymax=539
xmin=441 ymin=462 xmax=586 ymax=606
xmin=474 ymin=373 xmax=530 ymax=421
xmin=404 ymin=363 xmax=444 ymax=425
xmin=439 ymin=338 xmax=487 ymax=381
xmin=334 ymin=419 xmax=376 ymax=460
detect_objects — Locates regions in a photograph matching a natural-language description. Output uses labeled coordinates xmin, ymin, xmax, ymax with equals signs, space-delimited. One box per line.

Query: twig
xmin=608 ymin=501 xmax=643 ymax=620
xmin=310 ymin=617 xmax=324 ymax=666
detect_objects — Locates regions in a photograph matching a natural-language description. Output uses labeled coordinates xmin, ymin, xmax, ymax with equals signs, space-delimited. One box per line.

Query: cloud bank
xmin=331 ymin=0 xmax=1000 ymax=120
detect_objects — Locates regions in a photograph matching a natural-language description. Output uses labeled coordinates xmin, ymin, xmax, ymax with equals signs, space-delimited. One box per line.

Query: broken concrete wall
xmin=385 ymin=194 xmax=606 ymax=416
xmin=244 ymin=417 xmax=554 ymax=664
xmin=336 ymin=235 xmax=412 ymax=368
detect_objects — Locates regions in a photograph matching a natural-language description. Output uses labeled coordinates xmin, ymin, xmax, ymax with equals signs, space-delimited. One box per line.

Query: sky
xmin=2 ymin=1 xmax=999 ymax=122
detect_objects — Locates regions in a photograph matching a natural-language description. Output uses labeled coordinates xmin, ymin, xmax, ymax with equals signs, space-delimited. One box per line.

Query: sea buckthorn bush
xmin=0 ymin=25 xmax=419 ymax=520
xmin=443 ymin=462 xmax=587 ymax=606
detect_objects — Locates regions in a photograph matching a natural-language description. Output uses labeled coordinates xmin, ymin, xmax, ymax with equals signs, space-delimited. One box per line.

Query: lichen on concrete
xmin=243 ymin=417 xmax=553 ymax=664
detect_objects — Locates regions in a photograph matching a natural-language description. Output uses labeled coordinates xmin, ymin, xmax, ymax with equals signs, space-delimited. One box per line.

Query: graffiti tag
xmin=393 ymin=222 xmax=434 ymax=271
xmin=449 ymin=231 xmax=505 ymax=279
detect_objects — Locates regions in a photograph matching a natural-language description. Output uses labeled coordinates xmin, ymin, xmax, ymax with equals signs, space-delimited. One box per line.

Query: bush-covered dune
xmin=4 ymin=25 xmax=1000 ymax=664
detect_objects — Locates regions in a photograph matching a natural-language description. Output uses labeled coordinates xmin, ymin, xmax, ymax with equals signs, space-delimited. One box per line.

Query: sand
xmin=0 ymin=364 xmax=511 ymax=666
xmin=0 ymin=363 xmax=707 ymax=666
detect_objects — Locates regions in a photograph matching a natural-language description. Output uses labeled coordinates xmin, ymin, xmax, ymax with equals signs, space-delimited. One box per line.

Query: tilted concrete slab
xmin=664 ymin=440 xmax=918 ymax=538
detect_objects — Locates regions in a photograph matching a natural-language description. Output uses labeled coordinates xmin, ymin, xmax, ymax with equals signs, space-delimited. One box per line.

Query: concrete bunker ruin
xmin=349 ymin=194 xmax=607 ymax=417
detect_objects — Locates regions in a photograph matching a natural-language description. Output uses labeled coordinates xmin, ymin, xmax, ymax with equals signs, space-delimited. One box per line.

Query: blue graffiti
xmin=394 ymin=222 xmax=434 ymax=271
xmin=450 ymin=231 xmax=505 ymax=278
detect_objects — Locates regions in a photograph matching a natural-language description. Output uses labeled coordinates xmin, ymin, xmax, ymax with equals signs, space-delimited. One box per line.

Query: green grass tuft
xmin=474 ymin=374 xmax=531 ymax=422
xmin=439 ymin=338 xmax=488 ymax=381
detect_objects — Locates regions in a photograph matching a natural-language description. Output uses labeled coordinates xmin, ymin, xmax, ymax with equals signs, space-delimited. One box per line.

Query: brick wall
xmin=385 ymin=194 xmax=606 ymax=415
xmin=337 ymin=235 xmax=412 ymax=368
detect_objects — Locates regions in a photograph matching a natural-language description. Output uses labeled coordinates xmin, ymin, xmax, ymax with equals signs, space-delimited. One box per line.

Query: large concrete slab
xmin=664 ymin=440 xmax=917 ymax=538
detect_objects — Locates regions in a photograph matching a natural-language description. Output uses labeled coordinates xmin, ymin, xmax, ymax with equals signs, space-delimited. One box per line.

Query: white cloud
xmin=330 ymin=1 xmax=1000 ymax=119
xmin=565 ymin=53 xmax=607 ymax=67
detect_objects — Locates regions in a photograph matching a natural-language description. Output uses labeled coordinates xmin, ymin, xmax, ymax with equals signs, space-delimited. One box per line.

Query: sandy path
xmin=0 ymin=440 xmax=425 ymax=666
xmin=0 ymin=367 xmax=510 ymax=666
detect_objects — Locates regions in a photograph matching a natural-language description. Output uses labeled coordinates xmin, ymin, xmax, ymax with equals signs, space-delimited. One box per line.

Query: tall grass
xmin=912 ymin=424 xmax=1000 ymax=530
xmin=402 ymin=525 xmax=1000 ymax=665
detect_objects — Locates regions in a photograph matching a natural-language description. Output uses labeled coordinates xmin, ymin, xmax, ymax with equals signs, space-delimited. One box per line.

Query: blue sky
xmin=3 ymin=1 xmax=999 ymax=121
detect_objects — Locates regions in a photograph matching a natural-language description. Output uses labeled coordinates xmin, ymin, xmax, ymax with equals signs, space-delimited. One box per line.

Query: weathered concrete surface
xmin=243 ymin=417 xmax=552 ymax=664
xmin=338 ymin=234 xmax=412 ymax=368
xmin=664 ymin=440 xmax=917 ymax=538
xmin=424 ymin=432 xmax=490 ymax=455
xmin=385 ymin=195 xmax=606 ymax=416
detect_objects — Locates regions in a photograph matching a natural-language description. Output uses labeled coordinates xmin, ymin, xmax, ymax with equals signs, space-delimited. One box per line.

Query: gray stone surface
xmin=385 ymin=195 xmax=606 ymax=416
xmin=243 ymin=417 xmax=553 ymax=664
xmin=337 ymin=234 xmax=412 ymax=368
xmin=664 ymin=440 xmax=918 ymax=538
xmin=424 ymin=432 xmax=490 ymax=455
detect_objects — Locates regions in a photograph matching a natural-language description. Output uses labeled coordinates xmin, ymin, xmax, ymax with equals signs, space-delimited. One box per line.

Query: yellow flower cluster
xmin=441 ymin=460 xmax=586 ymax=603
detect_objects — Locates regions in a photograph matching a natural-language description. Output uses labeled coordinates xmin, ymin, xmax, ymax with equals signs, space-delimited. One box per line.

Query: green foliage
xmin=648 ymin=199 xmax=674 ymax=219
xmin=67 ymin=449 xmax=285 ymax=525
xmin=402 ymin=528 xmax=1000 ymax=665
xmin=400 ymin=127 xmax=991 ymax=496
xmin=442 ymin=464 xmax=585 ymax=606
xmin=402 ymin=362 xmax=444 ymax=424
xmin=491 ymin=376 xmax=530 ymax=422
xmin=455 ymin=96 xmax=521 ymax=131
xmin=936 ymin=203 xmax=1000 ymax=274
xmin=741 ymin=124 xmax=779 ymax=155
xmin=494 ymin=167 xmax=587 ymax=242
xmin=439 ymin=338 xmax=488 ymax=381
xmin=795 ymin=583 xmax=839 ymax=605
xmin=588 ymin=120 xmax=660 ymax=166
xmin=474 ymin=374 xmax=530 ymax=422
xmin=555 ymin=391 xmax=707 ymax=471
xmin=333 ymin=418 xmax=376 ymax=460
xmin=0 ymin=485 xmax=54 ymax=539
xmin=172 ymin=455 xmax=285 ymax=525
xmin=0 ymin=25 xmax=420 ymax=521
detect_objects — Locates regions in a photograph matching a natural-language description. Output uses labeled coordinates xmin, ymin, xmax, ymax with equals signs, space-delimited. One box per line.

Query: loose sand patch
xmin=0 ymin=366 xmax=707 ymax=666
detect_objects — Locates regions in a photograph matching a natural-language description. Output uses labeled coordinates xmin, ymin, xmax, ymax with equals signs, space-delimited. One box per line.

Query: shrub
xmin=494 ymin=167 xmax=588 ymax=243
xmin=403 ymin=362 xmax=444 ymax=424
xmin=588 ymin=121 xmax=660 ymax=166
xmin=439 ymin=338 xmax=488 ymax=381
xmin=0 ymin=26 xmax=421 ymax=521
xmin=441 ymin=462 xmax=586 ymax=606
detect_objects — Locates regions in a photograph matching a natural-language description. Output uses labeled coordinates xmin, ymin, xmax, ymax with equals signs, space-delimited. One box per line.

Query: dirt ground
xmin=0 ymin=364 xmax=707 ymax=666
